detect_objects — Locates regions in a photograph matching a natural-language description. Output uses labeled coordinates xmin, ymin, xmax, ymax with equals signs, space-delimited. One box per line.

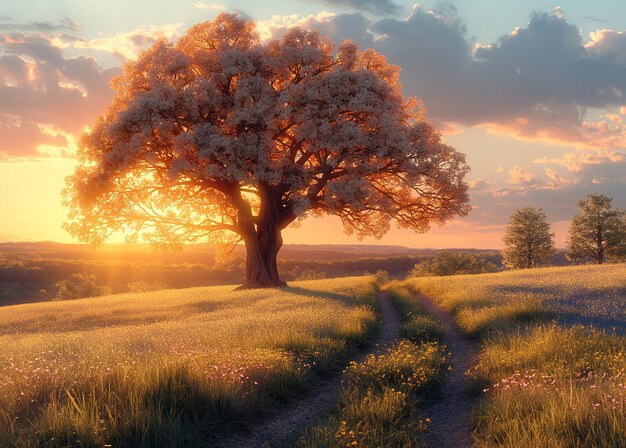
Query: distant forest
xmin=0 ymin=242 xmax=569 ymax=306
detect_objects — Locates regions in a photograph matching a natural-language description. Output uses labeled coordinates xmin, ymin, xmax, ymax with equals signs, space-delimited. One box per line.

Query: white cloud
xmin=311 ymin=0 xmax=400 ymax=15
xmin=544 ymin=167 xmax=570 ymax=185
xmin=507 ymin=166 xmax=535 ymax=184
xmin=534 ymin=151 xmax=625 ymax=173
xmin=72 ymin=23 xmax=182 ymax=59
xmin=256 ymin=12 xmax=338 ymax=41
xmin=193 ymin=2 xmax=227 ymax=11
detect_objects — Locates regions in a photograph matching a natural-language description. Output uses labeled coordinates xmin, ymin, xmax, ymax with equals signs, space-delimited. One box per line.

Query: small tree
xmin=567 ymin=194 xmax=626 ymax=264
xmin=63 ymin=14 xmax=470 ymax=289
xmin=55 ymin=274 xmax=111 ymax=300
xmin=411 ymin=252 xmax=498 ymax=277
xmin=502 ymin=207 xmax=555 ymax=269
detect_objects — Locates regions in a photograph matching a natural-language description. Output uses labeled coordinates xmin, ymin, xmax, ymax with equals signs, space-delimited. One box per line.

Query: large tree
xmin=567 ymin=194 xmax=626 ymax=264
xmin=64 ymin=14 xmax=470 ymax=288
xmin=502 ymin=207 xmax=555 ymax=269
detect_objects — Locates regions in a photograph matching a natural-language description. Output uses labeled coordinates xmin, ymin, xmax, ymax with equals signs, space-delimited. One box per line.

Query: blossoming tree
xmin=64 ymin=14 xmax=470 ymax=288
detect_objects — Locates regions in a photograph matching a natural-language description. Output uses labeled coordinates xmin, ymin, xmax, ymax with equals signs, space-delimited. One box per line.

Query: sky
xmin=0 ymin=0 xmax=625 ymax=249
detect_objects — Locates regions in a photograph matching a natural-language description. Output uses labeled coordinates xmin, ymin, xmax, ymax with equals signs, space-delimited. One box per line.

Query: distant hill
xmin=0 ymin=241 xmax=500 ymax=258
xmin=0 ymin=241 xmax=569 ymax=307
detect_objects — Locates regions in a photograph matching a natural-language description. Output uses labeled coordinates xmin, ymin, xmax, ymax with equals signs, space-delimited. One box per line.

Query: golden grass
xmin=475 ymin=325 xmax=626 ymax=447
xmin=0 ymin=277 xmax=378 ymax=447
xmin=404 ymin=264 xmax=626 ymax=447
xmin=404 ymin=263 xmax=626 ymax=337
xmin=298 ymin=283 xmax=447 ymax=448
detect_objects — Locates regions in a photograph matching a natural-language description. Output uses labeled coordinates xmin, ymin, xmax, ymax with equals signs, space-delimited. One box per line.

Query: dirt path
xmin=215 ymin=292 xmax=402 ymax=448
xmin=417 ymin=293 xmax=480 ymax=448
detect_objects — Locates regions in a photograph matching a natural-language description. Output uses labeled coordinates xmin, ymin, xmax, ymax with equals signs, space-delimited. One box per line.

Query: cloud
xmin=71 ymin=23 xmax=182 ymax=60
xmin=586 ymin=29 xmax=626 ymax=63
xmin=489 ymin=182 xmax=625 ymax=221
xmin=533 ymin=150 xmax=625 ymax=172
xmin=286 ymin=6 xmax=626 ymax=150
xmin=193 ymin=2 xmax=227 ymax=11
xmin=0 ymin=17 xmax=79 ymax=33
xmin=0 ymin=32 xmax=118 ymax=158
xmin=533 ymin=150 xmax=626 ymax=188
xmin=544 ymin=167 xmax=570 ymax=186
xmin=260 ymin=12 xmax=374 ymax=47
xmin=4 ymin=6 xmax=626 ymax=167
xmin=311 ymin=0 xmax=401 ymax=16
xmin=468 ymin=178 xmax=491 ymax=190
xmin=507 ymin=166 xmax=535 ymax=185
xmin=477 ymin=156 xmax=626 ymax=223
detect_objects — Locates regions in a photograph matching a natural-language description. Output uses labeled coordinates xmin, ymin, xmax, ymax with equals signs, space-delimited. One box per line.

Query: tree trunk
xmin=597 ymin=226 xmax=604 ymax=265
xmin=236 ymin=184 xmax=287 ymax=289
xmin=240 ymin=223 xmax=286 ymax=288
xmin=526 ymin=242 xmax=533 ymax=269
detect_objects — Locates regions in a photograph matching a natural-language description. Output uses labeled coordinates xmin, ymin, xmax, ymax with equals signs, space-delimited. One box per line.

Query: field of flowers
xmin=405 ymin=263 xmax=626 ymax=447
xmin=0 ymin=277 xmax=378 ymax=447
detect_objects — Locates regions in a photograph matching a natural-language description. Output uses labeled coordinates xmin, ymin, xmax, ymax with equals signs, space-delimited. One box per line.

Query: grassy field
xmin=1 ymin=264 xmax=624 ymax=447
xmin=0 ymin=277 xmax=378 ymax=447
xmin=407 ymin=264 xmax=626 ymax=337
xmin=298 ymin=283 xmax=447 ymax=447
xmin=405 ymin=263 xmax=626 ymax=447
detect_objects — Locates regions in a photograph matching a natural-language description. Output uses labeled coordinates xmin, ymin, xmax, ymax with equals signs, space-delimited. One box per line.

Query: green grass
xmin=405 ymin=264 xmax=626 ymax=448
xmin=297 ymin=283 xmax=447 ymax=448
xmin=0 ymin=277 xmax=379 ymax=447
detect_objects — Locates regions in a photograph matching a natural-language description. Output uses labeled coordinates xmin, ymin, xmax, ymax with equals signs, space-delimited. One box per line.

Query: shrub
xmin=374 ymin=270 xmax=390 ymax=285
xmin=55 ymin=274 xmax=111 ymax=300
xmin=410 ymin=252 xmax=498 ymax=277
xmin=297 ymin=269 xmax=327 ymax=281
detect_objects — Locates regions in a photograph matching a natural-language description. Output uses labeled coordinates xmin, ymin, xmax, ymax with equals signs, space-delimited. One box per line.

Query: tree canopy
xmin=502 ymin=207 xmax=555 ymax=269
xmin=64 ymin=14 xmax=470 ymax=287
xmin=567 ymin=194 xmax=626 ymax=264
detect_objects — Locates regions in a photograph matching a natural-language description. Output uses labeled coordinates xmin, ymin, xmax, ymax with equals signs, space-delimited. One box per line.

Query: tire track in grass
xmin=215 ymin=292 xmax=402 ymax=448
xmin=416 ymin=293 xmax=480 ymax=448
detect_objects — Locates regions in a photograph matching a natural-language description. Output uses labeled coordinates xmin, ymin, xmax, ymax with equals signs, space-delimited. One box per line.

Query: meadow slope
xmin=409 ymin=263 xmax=626 ymax=336
xmin=0 ymin=277 xmax=379 ymax=447
xmin=2 ymin=265 xmax=624 ymax=447
xmin=405 ymin=263 xmax=626 ymax=447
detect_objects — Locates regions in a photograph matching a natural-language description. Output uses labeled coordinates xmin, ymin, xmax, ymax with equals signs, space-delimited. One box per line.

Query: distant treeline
xmin=0 ymin=242 xmax=569 ymax=306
